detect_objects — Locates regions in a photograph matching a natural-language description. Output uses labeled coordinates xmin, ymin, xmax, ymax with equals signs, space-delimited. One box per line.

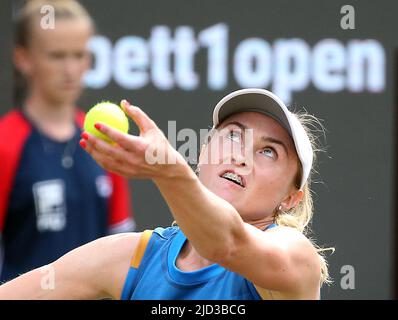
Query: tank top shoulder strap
xmin=130 ymin=229 xmax=154 ymax=268
xmin=265 ymin=223 xmax=277 ymax=230
xmin=120 ymin=230 xmax=153 ymax=299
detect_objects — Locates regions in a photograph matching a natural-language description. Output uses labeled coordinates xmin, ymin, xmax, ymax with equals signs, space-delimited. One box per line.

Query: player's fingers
xmin=80 ymin=138 xmax=110 ymax=167
xmin=80 ymin=136 xmax=138 ymax=177
xmin=80 ymin=132 xmax=126 ymax=165
xmin=121 ymin=100 xmax=157 ymax=134
xmin=92 ymin=122 xmax=144 ymax=152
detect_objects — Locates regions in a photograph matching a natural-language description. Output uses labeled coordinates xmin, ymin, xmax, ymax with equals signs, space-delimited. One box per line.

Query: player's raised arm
xmin=81 ymin=92 xmax=325 ymax=299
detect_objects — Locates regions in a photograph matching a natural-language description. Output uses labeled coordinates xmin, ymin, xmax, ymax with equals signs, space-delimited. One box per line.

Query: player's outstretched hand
xmin=80 ymin=100 xmax=187 ymax=180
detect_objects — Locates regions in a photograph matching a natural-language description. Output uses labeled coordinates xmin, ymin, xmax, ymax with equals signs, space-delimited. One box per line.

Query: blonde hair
xmin=13 ymin=0 xmax=93 ymax=105
xmin=275 ymin=112 xmax=334 ymax=286
xmin=15 ymin=0 xmax=93 ymax=47
xmin=203 ymin=111 xmax=334 ymax=286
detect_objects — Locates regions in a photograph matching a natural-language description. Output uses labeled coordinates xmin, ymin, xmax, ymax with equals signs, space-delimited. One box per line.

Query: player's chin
xmin=63 ymin=86 xmax=82 ymax=97
xmin=54 ymin=89 xmax=81 ymax=104
xmin=212 ymin=187 xmax=243 ymax=205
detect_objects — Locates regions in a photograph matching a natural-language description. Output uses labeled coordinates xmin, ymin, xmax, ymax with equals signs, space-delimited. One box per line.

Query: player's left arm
xmin=0 ymin=232 xmax=140 ymax=299
xmin=225 ymin=223 xmax=321 ymax=296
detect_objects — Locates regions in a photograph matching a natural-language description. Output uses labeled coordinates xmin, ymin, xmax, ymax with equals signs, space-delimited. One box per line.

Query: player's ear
xmin=280 ymin=189 xmax=303 ymax=211
xmin=13 ymin=46 xmax=32 ymax=76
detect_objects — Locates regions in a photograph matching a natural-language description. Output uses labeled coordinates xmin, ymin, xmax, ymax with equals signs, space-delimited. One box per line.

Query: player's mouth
xmin=62 ymin=80 xmax=81 ymax=90
xmin=219 ymin=170 xmax=246 ymax=188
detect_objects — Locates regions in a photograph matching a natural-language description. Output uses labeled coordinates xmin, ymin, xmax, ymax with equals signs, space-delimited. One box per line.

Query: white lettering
xmin=347 ymin=40 xmax=385 ymax=92
xmin=114 ymin=36 xmax=149 ymax=89
xmin=340 ymin=5 xmax=355 ymax=30
xmin=340 ymin=265 xmax=355 ymax=290
xmin=84 ymin=36 xmax=112 ymax=89
xmin=313 ymin=39 xmax=345 ymax=91
xmin=40 ymin=265 xmax=55 ymax=290
xmin=40 ymin=5 xmax=55 ymax=30
xmin=234 ymin=38 xmax=272 ymax=88
xmin=175 ymin=26 xmax=199 ymax=90
xmin=83 ymin=24 xmax=386 ymax=103
xmin=273 ymin=39 xmax=311 ymax=103
xmin=150 ymin=26 xmax=174 ymax=90
xmin=199 ymin=23 xmax=228 ymax=90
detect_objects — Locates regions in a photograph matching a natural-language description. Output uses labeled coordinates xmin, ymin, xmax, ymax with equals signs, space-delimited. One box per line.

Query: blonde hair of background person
xmin=0 ymin=89 xmax=332 ymax=300
xmin=13 ymin=0 xmax=93 ymax=106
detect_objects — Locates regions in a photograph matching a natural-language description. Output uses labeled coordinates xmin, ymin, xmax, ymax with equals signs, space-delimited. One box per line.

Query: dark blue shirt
xmin=1 ymin=122 xmax=111 ymax=282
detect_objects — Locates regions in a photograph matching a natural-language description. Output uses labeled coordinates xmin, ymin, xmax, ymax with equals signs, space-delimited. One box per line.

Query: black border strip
xmin=394 ymin=50 xmax=398 ymax=299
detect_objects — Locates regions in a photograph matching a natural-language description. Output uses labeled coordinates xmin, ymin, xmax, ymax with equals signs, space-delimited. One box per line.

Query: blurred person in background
xmin=0 ymin=0 xmax=135 ymax=283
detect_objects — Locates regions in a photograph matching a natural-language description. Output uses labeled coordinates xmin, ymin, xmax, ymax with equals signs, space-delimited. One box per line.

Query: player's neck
xmin=24 ymin=94 xmax=77 ymax=142
xmin=245 ymin=216 xmax=275 ymax=231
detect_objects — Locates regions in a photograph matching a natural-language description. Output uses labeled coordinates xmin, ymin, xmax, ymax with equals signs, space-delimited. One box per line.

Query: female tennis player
xmin=0 ymin=88 xmax=330 ymax=300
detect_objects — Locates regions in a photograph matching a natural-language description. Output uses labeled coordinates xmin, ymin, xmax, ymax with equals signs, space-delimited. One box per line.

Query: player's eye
xmin=260 ymin=147 xmax=277 ymax=159
xmin=48 ymin=51 xmax=66 ymax=60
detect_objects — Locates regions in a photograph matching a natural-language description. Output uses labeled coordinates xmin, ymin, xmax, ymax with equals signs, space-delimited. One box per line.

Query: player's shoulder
xmin=264 ymin=225 xmax=321 ymax=291
xmin=0 ymin=110 xmax=26 ymax=127
xmin=91 ymin=232 xmax=143 ymax=259
xmin=265 ymin=225 xmax=319 ymax=260
xmin=0 ymin=110 xmax=31 ymax=138
xmin=0 ymin=110 xmax=31 ymax=153
xmin=57 ymin=232 xmax=143 ymax=277
xmin=267 ymin=224 xmax=310 ymax=240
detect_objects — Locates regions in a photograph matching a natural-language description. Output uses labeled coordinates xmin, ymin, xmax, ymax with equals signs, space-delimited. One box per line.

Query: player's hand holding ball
xmin=80 ymin=100 xmax=187 ymax=182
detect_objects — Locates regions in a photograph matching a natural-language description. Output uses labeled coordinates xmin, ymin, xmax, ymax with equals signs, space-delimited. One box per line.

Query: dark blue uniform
xmin=0 ymin=110 xmax=134 ymax=282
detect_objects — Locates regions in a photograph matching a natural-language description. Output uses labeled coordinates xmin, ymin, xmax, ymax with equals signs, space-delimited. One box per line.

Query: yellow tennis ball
xmin=84 ymin=101 xmax=129 ymax=143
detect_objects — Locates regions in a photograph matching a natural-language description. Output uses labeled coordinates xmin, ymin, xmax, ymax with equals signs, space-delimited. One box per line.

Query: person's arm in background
xmin=0 ymin=232 xmax=141 ymax=299
xmin=0 ymin=111 xmax=32 ymax=283
xmin=107 ymin=172 xmax=136 ymax=234
xmin=0 ymin=111 xmax=31 ymax=239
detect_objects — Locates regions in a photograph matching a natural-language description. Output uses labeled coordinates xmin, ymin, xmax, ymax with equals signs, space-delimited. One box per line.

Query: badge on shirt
xmin=32 ymin=179 xmax=67 ymax=232
xmin=95 ymin=175 xmax=113 ymax=198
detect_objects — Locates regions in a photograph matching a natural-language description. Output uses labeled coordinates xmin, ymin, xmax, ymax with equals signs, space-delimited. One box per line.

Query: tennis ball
xmin=84 ymin=101 xmax=129 ymax=143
